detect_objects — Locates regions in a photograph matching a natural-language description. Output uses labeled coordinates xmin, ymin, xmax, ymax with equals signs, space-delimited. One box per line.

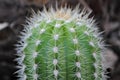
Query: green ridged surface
xmin=17 ymin=7 xmax=104 ymax=80
xmin=22 ymin=19 xmax=102 ymax=80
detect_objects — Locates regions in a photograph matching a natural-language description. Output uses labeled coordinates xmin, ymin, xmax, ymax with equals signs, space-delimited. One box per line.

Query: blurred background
xmin=0 ymin=0 xmax=119 ymax=80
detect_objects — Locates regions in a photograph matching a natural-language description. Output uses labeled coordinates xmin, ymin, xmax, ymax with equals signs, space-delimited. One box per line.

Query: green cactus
xmin=16 ymin=6 xmax=106 ymax=80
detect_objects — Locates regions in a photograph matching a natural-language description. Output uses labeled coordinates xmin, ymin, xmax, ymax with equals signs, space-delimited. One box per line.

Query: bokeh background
xmin=0 ymin=0 xmax=120 ymax=80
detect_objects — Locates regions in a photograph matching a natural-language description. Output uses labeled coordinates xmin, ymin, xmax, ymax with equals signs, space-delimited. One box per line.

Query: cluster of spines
xmin=15 ymin=6 xmax=106 ymax=80
xmin=68 ymin=25 xmax=81 ymax=79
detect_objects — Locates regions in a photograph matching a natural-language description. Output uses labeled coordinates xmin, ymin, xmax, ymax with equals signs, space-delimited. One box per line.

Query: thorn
xmin=53 ymin=70 xmax=59 ymax=77
xmin=93 ymin=53 xmax=97 ymax=59
xmin=86 ymin=24 xmax=91 ymax=28
xmin=26 ymin=33 xmax=32 ymax=39
xmin=84 ymin=31 xmax=89 ymax=36
xmin=89 ymin=41 xmax=95 ymax=47
xmin=93 ymin=34 xmax=98 ymax=38
xmin=0 ymin=22 xmax=8 ymax=30
xmin=21 ymin=54 xmax=25 ymax=62
xmin=34 ymin=23 xmax=39 ymax=28
xmin=22 ymin=64 xmax=26 ymax=71
xmin=75 ymin=50 xmax=80 ymax=56
xmin=33 ymin=64 xmax=38 ymax=70
xmin=65 ymin=20 xmax=71 ymax=23
xmin=40 ymin=29 xmax=45 ymax=34
xmin=53 ymin=59 xmax=58 ymax=66
xmin=53 ymin=47 xmax=58 ymax=53
xmin=55 ymin=24 xmax=61 ymax=28
xmin=75 ymin=72 xmax=81 ymax=78
xmin=76 ymin=22 xmax=82 ymax=26
xmin=93 ymin=63 xmax=98 ymax=68
xmin=46 ymin=20 xmax=51 ymax=23
xmin=30 ymin=26 xmax=33 ymax=30
xmin=94 ymin=73 xmax=98 ymax=78
xmin=33 ymin=52 xmax=38 ymax=58
xmin=23 ymin=74 xmax=27 ymax=80
xmin=73 ymin=38 xmax=78 ymax=44
xmin=35 ymin=40 xmax=41 ymax=46
xmin=76 ymin=62 xmax=81 ymax=68
xmin=23 ymin=43 xmax=28 ymax=50
xmin=69 ymin=28 xmax=75 ymax=33
xmin=53 ymin=34 xmax=59 ymax=40
xmin=33 ymin=74 xmax=38 ymax=80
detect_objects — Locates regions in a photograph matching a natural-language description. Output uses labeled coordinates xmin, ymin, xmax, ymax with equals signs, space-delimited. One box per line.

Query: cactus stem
xmin=15 ymin=5 xmax=106 ymax=80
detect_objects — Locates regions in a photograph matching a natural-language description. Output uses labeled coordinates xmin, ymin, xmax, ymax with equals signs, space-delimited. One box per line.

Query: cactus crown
xmin=16 ymin=5 xmax=106 ymax=80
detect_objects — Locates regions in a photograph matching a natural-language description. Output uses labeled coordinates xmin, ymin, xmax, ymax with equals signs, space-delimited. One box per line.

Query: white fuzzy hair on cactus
xmin=15 ymin=4 xmax=107 ymax=80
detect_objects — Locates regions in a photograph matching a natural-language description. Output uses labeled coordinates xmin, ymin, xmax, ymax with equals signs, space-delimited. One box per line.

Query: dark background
xmin=0 ymin=0 xmax=120 ymax=80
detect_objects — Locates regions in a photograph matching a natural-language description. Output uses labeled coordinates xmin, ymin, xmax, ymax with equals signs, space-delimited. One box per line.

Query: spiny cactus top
xmin=16 ymin=6 xmax=106 ymax=80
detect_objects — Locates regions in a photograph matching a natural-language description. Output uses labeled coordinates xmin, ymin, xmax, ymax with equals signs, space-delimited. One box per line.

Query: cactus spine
xmin=16 ymin=6 xmax=105 ymax=80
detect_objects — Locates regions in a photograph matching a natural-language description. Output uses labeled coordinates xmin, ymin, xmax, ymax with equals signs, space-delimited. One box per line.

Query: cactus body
xmin=16 ymin=6 xmax=105 ymax=80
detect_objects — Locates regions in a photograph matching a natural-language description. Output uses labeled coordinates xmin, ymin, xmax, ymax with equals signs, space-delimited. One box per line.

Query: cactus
xmin=16 ymin=6 xmax=106 ymax=80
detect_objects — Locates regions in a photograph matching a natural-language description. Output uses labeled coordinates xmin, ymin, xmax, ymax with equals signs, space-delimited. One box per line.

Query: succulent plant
xmin=16 ymin=6 xmax=106 ymax=80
